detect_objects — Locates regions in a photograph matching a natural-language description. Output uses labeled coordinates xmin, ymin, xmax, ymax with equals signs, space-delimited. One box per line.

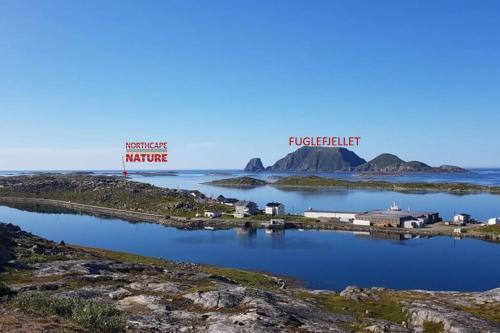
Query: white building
xmin=453 ymin=213 xmax=471 ymax=225
xmin=234 ymin=201 xmax=258 ymax=216
xmin=304 ymin=210 xmax=358 ymax=222
xmin=265 ymin=202 xmax=285 ymax=216
xmin=403 ymin=220 xmax=424 ymax=228
xmin=487 ymin=217 xmax=500 ymax=225
xmin=204 ymin=211 xmax=221 ymax=218
xmin=353 ymin=219 xmax=371 ymax=226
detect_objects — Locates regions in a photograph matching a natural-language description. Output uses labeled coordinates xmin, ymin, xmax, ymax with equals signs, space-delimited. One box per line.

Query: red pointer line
xmin=121 ymin=156 xmax=128 ymax=177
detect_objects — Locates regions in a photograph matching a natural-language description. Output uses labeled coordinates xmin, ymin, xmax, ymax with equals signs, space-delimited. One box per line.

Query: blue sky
xmin=1 ymin=0 xmax=499 ymax=170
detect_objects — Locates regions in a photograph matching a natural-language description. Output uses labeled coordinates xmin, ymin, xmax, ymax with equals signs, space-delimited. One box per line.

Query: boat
xmin=204 ymin=226 xmax=215 ymax=231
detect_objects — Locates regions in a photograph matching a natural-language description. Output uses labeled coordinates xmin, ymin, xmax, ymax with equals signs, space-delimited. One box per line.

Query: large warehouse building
xmin=304 ymin=203 xmax=440 ymax=228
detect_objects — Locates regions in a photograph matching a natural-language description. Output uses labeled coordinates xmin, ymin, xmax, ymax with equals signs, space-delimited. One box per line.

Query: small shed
xmin=487 ymin=217 xmax=500 ymax=225
xmin=403 ymin=220 xmax=424 ymax=229
xmin=453 ymin=213 xmax=471 ymax=225
xmin=204 ymin=211 xmax=221 ymax=218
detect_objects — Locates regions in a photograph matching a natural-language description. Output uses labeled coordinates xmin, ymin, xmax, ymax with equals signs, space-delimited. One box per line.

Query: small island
xmin=206 ymin=175 xmax=500 ymax=194
xmin=205 ymin=176 xmax=267 ymax=187
xmin=273 ymin=176 xmax=500 ymax=194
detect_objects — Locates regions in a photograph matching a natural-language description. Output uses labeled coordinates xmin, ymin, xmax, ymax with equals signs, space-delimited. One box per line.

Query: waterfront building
xmin=354 ymin=210 xmax=413 ymax=228
xmin=265 ymin=202 xmax=285 ymax=216
xmin=204 ymin=211 xmax=221 ymax=218
xmin=304 ymin=204 xmax=439 ymax=228
xmin=234 ymin=201 xmax=258 ymax=216
xmin=453 ymin=213 xmax=471 ymax=225
xmin=216 ymin=195 xmax=239 ymax=206
xmin=487 ymin=217 xmax=500 ymax=225
xmin=353 ymin=219 xmax=371 ymax=226
xmin=410 ymin=212 xmax=441 ymax=224
xmin=403 ymin=220 xmax=425 ymax=228
xmin=303 ymin=209 xmax=359 ymax=222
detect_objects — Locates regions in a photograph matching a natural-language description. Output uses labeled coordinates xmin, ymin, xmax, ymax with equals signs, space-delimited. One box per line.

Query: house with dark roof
xmin=265 ymin=202 xmax=285 ymax=216
xmin=234 ymin=201 xmax=258 ymax=217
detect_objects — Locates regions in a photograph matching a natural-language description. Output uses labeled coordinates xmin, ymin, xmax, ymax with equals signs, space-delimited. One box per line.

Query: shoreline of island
xmin=205 ymin=176 xmax=500 ymax=194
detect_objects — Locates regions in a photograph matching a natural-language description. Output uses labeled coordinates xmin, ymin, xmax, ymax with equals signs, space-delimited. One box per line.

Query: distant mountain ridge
xmin=245 ymin=148 xmax=467 ymax=174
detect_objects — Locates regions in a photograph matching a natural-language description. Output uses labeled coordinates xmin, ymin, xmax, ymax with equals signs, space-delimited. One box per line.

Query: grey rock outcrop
xmin=244 ymin=158 xmax=265 ymax=172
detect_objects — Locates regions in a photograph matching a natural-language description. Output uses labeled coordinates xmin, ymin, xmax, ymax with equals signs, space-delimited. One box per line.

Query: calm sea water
xmin=1 ymin=169 xmax=500 ymax=220
xmin=1 ymin=205 xmax=498 ymax=292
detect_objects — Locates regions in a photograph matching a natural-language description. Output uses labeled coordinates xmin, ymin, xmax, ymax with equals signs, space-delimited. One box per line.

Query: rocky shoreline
xmin=0 ymin=222 xmax=499 ymax=332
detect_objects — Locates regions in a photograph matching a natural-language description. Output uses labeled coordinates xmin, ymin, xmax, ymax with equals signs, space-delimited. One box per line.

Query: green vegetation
xmin=460 ymin=303 xmax=500 ymax=323
xmin=423 ymin=321 xmax=445 ymax=333
xmin=13 ymin=292 xmax=126 ymax=332
xmin=205 ymin=176 xmax=267 ymax=187
xmin=475 ymin=224 xmax=500 ymax=235
xmin=273 ymin=176 xmax=500 ymax=194
xmin=70 ymin=244 xmax=170 ymax=268
xmin=296 ymin=291 xmax=406 ymax=329
xmin=0 ymin=281 xmax=12 ymax=300
xmin=202 ymin=266 xmax=279 ymax=290
xmin=14 ymin=247 xmax=69 ymax=264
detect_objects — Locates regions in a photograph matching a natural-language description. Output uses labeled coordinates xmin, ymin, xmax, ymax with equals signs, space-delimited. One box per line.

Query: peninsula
xmin=0 ymin=174 xmax=228 ymax=218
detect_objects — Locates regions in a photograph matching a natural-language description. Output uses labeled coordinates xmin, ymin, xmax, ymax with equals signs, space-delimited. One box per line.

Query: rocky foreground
xmin=0 ymin=222 xmax=499 ymax=333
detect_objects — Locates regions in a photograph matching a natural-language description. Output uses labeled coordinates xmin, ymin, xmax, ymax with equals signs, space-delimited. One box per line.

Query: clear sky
xmin=1 ymin=0 xmax=499 ymax=170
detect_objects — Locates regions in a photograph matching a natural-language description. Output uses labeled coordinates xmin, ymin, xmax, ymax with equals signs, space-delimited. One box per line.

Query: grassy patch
xmin=13 ymin=292 xmax=125 ymax=332
xmin=70 ymin=245 xmax=170 ymax=267
xmin=301 ymin=291 xmax=406 ymax=325
xmin=14 ymin=246 xmax=70 ymax=264
xmin=202 ymin=267 xmax=279 ymax=290
xmin=0 ymin=281 xmax=13 ymax=300
xmin=423 ymin=321 xmax=444 ymax=333
xmin=460 ymin=303 xmax=500 ymax=324
xmin=475 ymin=224 xmax=500 ymax=235
xmin=0 ymin=268 xmax=57 ymax=285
